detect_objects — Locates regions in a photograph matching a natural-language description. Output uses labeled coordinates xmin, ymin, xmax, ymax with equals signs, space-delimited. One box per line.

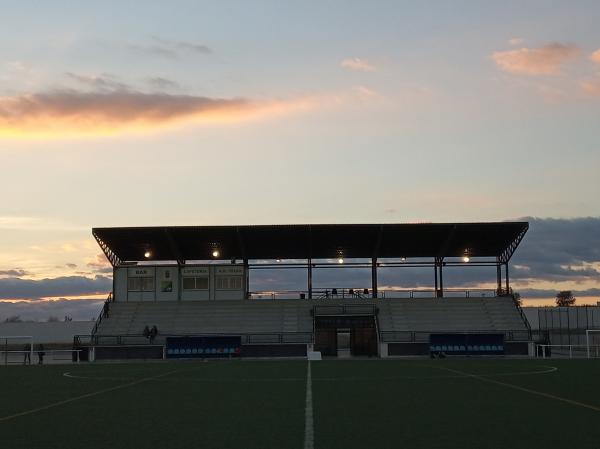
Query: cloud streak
xmin=0 ymin=89 xmax=314 ymax=137
xmin=492 ymin=43 xmax=579 ymax=75
xmin=341 ymin=58 xmax=376 ymax=72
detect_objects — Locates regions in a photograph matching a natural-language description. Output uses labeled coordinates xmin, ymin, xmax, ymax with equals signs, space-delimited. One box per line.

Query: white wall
xmin=113 ymin=264 xmax=246 ymax=302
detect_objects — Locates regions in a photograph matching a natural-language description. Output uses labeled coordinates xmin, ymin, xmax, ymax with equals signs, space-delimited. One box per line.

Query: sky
xmin=1 ymin=1 xmax=599 ymax=319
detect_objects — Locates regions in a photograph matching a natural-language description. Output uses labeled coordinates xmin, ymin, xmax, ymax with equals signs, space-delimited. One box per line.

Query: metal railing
xmin=249 ymin=288 xmax=499 ymax=300
xmin=75 ymin=331 xmax=314 ymax=347
xmin=91 ymin=292 xmax=113 ymax=336
xmin=313 ymin=304 xmax=378 ymax=316
xmin=379 ymin=329 xmax=532 ymax=343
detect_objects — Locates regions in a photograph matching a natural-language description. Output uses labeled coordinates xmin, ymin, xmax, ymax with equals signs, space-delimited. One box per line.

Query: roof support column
xmin=438 ymin=258 xmax=444 ymax=298
xmin=371 ymin=257 xmax=378 ymax=298
xmin=434 ymin=259 xmax=439 ymax=297
xmin=496 ymin=260 xmax=502 ymax=295
xmin=308 ymin=258 xmax=313 ymax=299
xmin=505 ymin=262 xmax=510 ymax=295
xmin=434 ymin=257 xmax=444 ymax=298
xmin=244 ymin=259 xmax=249 ymax=299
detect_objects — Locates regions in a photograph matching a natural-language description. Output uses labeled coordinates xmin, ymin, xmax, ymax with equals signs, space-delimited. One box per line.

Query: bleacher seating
xmin=377 ymin=296 xmax=528 ymax=332
xmin=95 ymin=300 xmax=314 ymax=336
xmin=95 ymin=296 xmax=528 ymax=339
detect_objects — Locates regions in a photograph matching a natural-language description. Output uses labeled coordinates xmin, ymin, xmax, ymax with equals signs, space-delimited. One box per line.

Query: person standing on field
xmin=37 ymin=344 xmax=46 ymax=365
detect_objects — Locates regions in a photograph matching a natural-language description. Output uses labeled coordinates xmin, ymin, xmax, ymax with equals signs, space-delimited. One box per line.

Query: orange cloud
xmin=0 ymin=90 xmax=314 ymax=138
xmin=591 ymin=49 xmax=600 ymax=64
xmin=341 ymin=58 xmax=376 ymax=72
xmin=492 ymin=43 xmax=579 ymax=75
xmin=580 ymin=78 xmax=600 ymax=96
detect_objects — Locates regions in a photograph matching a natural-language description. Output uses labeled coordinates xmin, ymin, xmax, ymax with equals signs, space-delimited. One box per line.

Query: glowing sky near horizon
xmin=1 ymin=1 xmax=599 ymax=312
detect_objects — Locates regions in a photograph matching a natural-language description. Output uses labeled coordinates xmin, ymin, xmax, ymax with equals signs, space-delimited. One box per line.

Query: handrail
xmin=249 ymin=288 xmax=499 ymax=300
xmin=91 ymin=292 xmax=113 ymax=336
xmin=75 ymin=331 xmax=314 ymax=346
xmin=512 ymin=293 xmax=532 ymax=339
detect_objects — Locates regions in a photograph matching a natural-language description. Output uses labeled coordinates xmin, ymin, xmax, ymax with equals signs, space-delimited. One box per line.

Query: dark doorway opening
xmin=314 ymin=316 xmax=378 ymax=357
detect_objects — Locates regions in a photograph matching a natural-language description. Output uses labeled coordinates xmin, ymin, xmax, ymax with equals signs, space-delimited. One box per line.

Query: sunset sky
xmin=1 ymin=1 xmax=599 ymax=319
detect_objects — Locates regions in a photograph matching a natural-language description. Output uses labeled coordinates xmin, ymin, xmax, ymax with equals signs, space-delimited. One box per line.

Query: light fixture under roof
xmin=462 ymin=256 xmax=470 ymax=263
xmin=144 ymin=251 xmax=151 ymax=259
xmin=212 ymin=250 xmax=220 ymax=258
xmin=338 ymin=258 xmax=344 ymax=264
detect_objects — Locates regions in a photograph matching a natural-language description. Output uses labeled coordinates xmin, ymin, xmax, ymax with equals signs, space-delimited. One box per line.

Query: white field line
xmin=435 ymin=365 xmax=600 ymax=413
xmin=60 ymin=365 xmax=558 ymax=383
xmin=0 ymin=369 xmax=179 ymax=423
xmin=304 ymin=361 xmax=314 ymax=449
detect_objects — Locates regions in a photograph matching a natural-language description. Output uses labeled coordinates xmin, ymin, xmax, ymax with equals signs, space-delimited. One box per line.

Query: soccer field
xmin=2 ymin=358 xmax=600 ymax=449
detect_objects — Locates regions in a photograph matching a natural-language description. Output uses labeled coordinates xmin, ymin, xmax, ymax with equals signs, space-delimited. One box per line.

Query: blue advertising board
xmin=165 ymin=336 xmax=242 ymax=359
xmin=429 ymin=333 xmax=504 ymax=355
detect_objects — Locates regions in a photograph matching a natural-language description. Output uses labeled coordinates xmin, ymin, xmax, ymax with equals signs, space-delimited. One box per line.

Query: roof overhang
xmin=92 ymin=222 xmax=529 ymax=267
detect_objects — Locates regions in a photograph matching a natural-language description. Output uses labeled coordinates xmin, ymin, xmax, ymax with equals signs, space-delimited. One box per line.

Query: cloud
xmin=0 ymin=275 xmax=111 ymax=300
xmin=580 ymin=78 xmax=600 ymax=96
xmin=511 ymin=217 xmax=600 ymax=283
xmin=146 ymin=77 xmax=182 ymax=91
xmin=492 ymin=43 xmax=579 ymax=75
xmin=131 ymin=37 xmax=212 ymax=59
xmin=86 ymin=254 xmax=112 ymax=274
xmin=0 ymin=89 xmax=315 ymax=138
xmin=65 ymin=72 xmax=130 ymax=91
xmin=509 ymin=37 xmax=524 ymax=46
xmin=0 ymin=269 xmax=29 ymax=277
xmin=0 ymin=298 xmax=103 ymax=321
xmin=591 ymin=49 xmax=600 ymax=64
xmin=341 ymin=58 xmax=376 ymax=72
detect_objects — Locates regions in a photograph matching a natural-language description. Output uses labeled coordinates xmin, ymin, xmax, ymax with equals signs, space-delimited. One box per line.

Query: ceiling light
xmin=212 ymin=250 xmax=220 ymax=258
xmin=462 ymin=256 xmax=470 ymax=263
xmin=144 ymin=251 xmax=151 ymax=258
xmin=338 ymin=258 xmax=344 ymax=264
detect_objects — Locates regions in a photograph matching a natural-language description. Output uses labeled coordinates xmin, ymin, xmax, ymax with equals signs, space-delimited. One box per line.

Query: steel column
xmin=505 ymin=262 xmax=510 ymax=294
xmin=439 ymin=260 xmax=444 ymax=297
xmin=244 ymin=259 xmax=249 ymax=299
xmin=434 ymin=259 xmax=438 ymax=296
xmin=496 ymin=262 xmax=502 ymax=294
xmin=308 ymin=258 xmax=313 ymax=299
xmin=371 ymin=257 xmax=378 ymax=298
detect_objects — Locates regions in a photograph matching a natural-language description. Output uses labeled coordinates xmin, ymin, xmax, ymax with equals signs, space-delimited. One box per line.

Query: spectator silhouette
xmin=38 ymin=344 xmax=46 ymax=364
xmin=23 ymin=343 xmax=31 ymax=365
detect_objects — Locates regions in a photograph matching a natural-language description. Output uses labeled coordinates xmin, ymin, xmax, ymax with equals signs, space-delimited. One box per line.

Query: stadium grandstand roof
xmin=93 ymin=222 xmax=528 ymax=266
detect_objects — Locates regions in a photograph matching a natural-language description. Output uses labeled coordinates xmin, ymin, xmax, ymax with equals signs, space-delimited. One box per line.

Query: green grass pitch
xmin=2 ymin=358 xmax=600 ymax=449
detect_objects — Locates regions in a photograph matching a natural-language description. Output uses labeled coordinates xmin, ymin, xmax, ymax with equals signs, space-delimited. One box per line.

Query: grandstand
xmin=84 ymin=222 xmax=532 ymax=359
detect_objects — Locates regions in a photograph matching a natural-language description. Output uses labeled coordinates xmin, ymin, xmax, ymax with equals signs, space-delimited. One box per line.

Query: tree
xmin=556 ymin=290 xmax=576 ymax=307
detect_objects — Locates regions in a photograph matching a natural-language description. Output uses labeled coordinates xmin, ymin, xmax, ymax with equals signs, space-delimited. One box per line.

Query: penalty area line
xmin=0 ymin=369 xmax=179 ymax=423
xmin=435 ymin=365 xmax=600 ymax=414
